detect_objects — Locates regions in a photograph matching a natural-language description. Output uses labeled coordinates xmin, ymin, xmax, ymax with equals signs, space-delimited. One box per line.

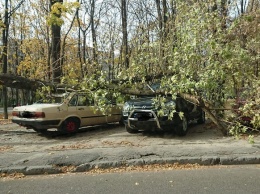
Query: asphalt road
xmin=1 ymin=165 xmax=260 ymax=194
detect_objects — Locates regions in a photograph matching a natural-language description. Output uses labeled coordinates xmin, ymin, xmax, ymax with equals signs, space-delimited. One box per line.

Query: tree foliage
xmin=0 ymin=0 xmax=259 ymax=135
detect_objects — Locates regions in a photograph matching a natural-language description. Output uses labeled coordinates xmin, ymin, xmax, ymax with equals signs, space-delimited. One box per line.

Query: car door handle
xmin=78 ymin=108 xmax=84 ymax=110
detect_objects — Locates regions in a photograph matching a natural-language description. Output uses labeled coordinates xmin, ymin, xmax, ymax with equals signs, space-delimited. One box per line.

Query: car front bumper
xmin=124 ymin=109 xmax=181 ymax=131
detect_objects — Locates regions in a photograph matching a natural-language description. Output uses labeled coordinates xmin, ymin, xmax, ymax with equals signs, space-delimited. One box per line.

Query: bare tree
xmin=76 ymin=0 xmax=91 ymax=77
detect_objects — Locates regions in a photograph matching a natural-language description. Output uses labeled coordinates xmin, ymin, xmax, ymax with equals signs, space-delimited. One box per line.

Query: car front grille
xmin=129 ymin=109 xmax=158 ymax=121
xmin=131 ymin=111 xmax=154 ymax=121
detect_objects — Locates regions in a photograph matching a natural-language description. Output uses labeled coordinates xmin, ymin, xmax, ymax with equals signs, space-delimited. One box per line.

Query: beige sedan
xmin=12 ymin=92 xmax=122 ymax=133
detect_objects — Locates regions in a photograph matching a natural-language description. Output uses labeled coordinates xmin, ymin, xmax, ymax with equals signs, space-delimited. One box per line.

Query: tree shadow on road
xmin=140 ymin=120 xmax=223 ymax=140
xmin=37 ymin=123 xmax=124 ymax=139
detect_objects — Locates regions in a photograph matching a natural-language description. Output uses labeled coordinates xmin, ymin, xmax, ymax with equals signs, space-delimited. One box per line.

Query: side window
xmin=77 ymin=95 xmax=85 ymax=106
xmin=77 ymin=95 xmax=94 ymax=106
xmin=179 ymin=98 xmax=194 ymax=112
xmin=69 ymin=95 xmax=78 ymax=106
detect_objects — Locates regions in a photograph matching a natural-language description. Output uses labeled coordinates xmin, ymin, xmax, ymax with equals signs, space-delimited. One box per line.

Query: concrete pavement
xmin=0 ymin=122 xmax=260 ymax=175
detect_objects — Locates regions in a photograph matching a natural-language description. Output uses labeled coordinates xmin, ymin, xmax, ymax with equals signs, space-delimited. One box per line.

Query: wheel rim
xmin=66 ymin=121 xmax=76 ymax=132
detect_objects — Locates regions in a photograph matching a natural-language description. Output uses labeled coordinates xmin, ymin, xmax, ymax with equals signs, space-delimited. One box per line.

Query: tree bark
xmin=50 ymin=0 xmax=63 ymax=83
xmin=90 ymin=0 xmax=98 ymax=64
xmin=121 ymin=0 xmax=129 ymax=68
xmin=155 ymin=0 xmax=169 ymax=71
xmin=1 ymin=0 xmax=9 ymax=119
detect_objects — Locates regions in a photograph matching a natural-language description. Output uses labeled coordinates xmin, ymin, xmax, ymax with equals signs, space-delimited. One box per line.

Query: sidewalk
xmin=0 ymin=123 xmax=260 ymax=175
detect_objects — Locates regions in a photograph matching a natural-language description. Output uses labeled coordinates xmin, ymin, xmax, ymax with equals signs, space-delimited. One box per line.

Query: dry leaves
xmin=60 ymin=165 xmax=77 ymax=173
xmin=87 ymin=163 xmax=202 ymax=174
xmin=102 ymin=140 xmax=139 ymax=147
xmin=0 ymin=145 xmax=13 ymax=152
xmin=0 ymin=119 xmax=12 ymax=125
xmin=49 ymin=143 xmax=94 ymax=151
xmin=0 ymin=172 xmax=25 ymax=179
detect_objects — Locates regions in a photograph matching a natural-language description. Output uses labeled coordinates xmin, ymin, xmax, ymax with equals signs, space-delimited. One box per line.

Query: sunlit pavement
xmin=0 ymin=121 xmax=259 ymax=175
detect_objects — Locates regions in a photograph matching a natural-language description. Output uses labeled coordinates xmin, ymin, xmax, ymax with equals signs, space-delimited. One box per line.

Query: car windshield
xmin=34 ymin=93 xmax=69 ymax=104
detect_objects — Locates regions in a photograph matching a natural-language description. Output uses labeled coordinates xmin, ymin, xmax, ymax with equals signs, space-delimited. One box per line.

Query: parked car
xmin=122 ymin=96 xmax=205 ymax=136
xmin=12 ymin=92 xmax=122 ymax=133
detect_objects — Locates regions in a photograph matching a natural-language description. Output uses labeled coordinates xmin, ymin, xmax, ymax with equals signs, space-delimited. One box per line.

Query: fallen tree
xmin=0 ymin=73 xmax=53 ymax=90
xmin=1 ymin=73 xmax=256 ymax=136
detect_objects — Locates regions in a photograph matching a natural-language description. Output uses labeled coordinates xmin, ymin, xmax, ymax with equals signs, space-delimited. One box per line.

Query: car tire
xmin=125 ymin=125 xmax=139 ymax=133
xmin=176 ymin=115 xmax=188 ymax=136
xmin=62 ymin=118 xmax=80 ymax=133
xmin=197 ymin=111 xmax=206 ymax=124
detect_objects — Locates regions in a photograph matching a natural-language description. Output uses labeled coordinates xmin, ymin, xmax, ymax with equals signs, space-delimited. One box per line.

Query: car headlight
xmin=123 ymin=102 xmax=131 ymax=116
xmin=164 ymin=101 xmax=176 ymax=116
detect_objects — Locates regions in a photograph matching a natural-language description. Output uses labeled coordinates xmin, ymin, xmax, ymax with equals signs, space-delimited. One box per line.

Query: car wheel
xmin=197 ymin=111 xmax=206 ymax=124
xmin=176 ymin=115 xmax=188 ymax=136
xmin=125 ymin=125 xmax=139 ymax=133
xmin=62 ymin=118 xmax=80 ymax=133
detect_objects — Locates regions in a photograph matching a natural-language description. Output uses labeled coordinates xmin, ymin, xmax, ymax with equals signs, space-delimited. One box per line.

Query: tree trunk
xmin=247 ymin=0 xmax=260 ymax=12
xmin=121 ymin=0 xmax=129 ymax=68
xmin=76 ymin=0 xmax=91 ymax=77
xmin=162 ymin=0 xmax=168 ymax=37
xmin=47 ymin=26 xmax=51 ymax=81
xmin=155 ymin=0 xmax=168 ymax=71
xmin=155 ymin=0 xmax=163 ymax=37
xmin=1 ymin=0 xmax=9 ymax=119
xmin=177 ymin=93 xmax=227 ymax=135
xmin=50 ymin=0 xmax=63 ymax=83
xmin=90 ymin=0 xmax=98 ymax=64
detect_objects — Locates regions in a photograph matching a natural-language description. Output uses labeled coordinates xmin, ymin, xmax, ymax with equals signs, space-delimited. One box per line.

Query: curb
xmin=1 ymin=155 xmax=260 ymax=176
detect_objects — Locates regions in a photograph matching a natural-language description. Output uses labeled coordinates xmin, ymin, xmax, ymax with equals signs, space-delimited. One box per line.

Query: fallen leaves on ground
xmin=0 ymin=119 xmax=12 ymax=125
xmin=0 ymin=145 xmax=13 ymax=152
xmin=0 ymin=172 xmax=25 ymax=179
xmin=60 ymin=165 xmax=77 ymax=173
xmin=49 ymin=143 xmax=94 ymax=151
xmin=0 ymin=112 xmax=12 ymax=125
xmin=102 ymin=140 xmax=140 ymax=147
xmin=86 ymin=163 xmax=202 ymax=174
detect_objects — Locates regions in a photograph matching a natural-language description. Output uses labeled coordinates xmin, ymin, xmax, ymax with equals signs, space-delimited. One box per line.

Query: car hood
xmin=127 ymin=97 xmax=154 ymax=107
xmin=126 ymin=97 xmax=174 ymax=109
xmin=13 ymin=103 xmax=62 ymax=112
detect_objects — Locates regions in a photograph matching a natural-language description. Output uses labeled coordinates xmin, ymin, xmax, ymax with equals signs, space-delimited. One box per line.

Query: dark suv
xmin=122 ymin=96 xmax=205 ymax=136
